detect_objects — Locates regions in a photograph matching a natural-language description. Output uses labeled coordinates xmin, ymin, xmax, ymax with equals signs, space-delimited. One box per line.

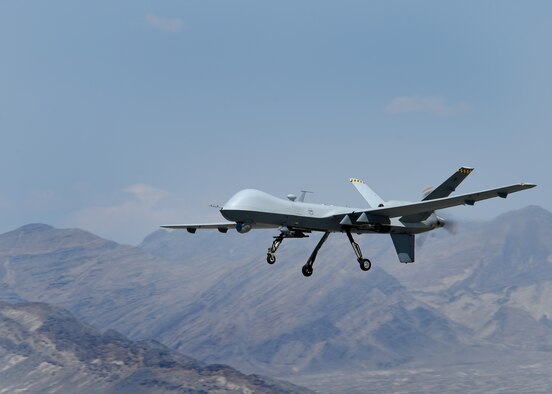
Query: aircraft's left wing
xmin=359 ymin=183 xmax=536 ymax=220
xmin=161 ymin=222 xmax=279 ymax=233
xmin=161 ymin=222 xmax=238 ymax=233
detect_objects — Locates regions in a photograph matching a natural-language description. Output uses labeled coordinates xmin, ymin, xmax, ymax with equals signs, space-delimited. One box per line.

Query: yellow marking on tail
xmin=458 ymin=167 xmax=473 ymax=174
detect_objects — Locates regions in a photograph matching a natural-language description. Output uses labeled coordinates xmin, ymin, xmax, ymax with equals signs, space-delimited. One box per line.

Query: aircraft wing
xmin=161 ymin=222 xmax=279 ymax=233
xmin=161 ymin=222 xmax=238 ymax=233
xmin=361 ymin=183 xmax=536 ymax=220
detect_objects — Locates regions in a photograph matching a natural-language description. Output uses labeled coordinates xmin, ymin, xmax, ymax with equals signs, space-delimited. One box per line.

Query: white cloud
xmin=124 ymin=183 xmax=168 ymax=205
xmin=146 ymin=13 xmax=183 ymax=33
xmin=385 ymin=96 xmax=472 ymax=116
xmin=65 ymin=184 xmax=184 ymax=245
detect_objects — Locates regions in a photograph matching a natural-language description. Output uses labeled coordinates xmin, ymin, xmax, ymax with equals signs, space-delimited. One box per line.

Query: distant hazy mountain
xmin=0 ymin=301 xmax=313 ymax=394
xmin=1 ymin=206 xmax=551 ymax=381
xmin=453 ymin=205 xmax=552 ymax=292
xmin=409 ymin=206 xmax=552 ymax=352
xmin=385 ymin=206 xmax=552 ymax=293
xmin=0 ymin=223 xmax=472 ymax=374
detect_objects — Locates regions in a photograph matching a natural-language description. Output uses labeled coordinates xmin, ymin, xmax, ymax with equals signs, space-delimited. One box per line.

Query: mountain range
xmin=0 ymin=301 xmax=312 ymax=393
xmin=1 ymin=205 xmax=551 ymax=392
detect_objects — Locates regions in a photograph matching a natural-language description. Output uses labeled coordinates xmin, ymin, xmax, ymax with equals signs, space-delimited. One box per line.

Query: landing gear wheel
xmin=302 ymin=265 xmax=313 ymax=277
xmin=358 ymin=258 xmax=371 ymax=271
xmin=266 ymin=253 xmax=276 ymax=264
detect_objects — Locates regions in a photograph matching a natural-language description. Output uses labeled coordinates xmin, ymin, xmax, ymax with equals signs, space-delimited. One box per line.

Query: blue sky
xmin=1 ymin=1 xmax=549 ymax=244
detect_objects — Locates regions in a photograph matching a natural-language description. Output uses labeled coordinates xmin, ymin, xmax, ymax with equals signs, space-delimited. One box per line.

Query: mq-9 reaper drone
xmin=162 ymin=167 xmax=535 ymax=277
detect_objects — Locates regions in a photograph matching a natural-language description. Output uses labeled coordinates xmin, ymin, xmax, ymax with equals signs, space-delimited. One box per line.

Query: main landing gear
xmin=265 ymin=229 xmax=372 ymax=277
xmin=301 ymin=232 xmax=330 ymax=277
xmin=346 ymin=229 xmax=372 ymax=272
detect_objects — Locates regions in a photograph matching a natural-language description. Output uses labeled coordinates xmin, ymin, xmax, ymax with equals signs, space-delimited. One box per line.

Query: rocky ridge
xmin=1 ymin=206 xmax=551 ymax=387
xmin=0 ymin=301 xmax=313 ymax=394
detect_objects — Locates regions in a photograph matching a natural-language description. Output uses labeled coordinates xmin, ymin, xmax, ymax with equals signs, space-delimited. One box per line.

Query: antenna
xmin=298 ymin=190 xmax=313 ymax=202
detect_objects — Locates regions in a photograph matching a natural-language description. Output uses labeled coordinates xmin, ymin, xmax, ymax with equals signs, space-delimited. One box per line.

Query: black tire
xmin=302 ymin=265 xmax=313 ymax=277
xmin=359 ymin=258 xmax=371 ymax=271
xmin=266 ymin=253 xmax=276 ymax=264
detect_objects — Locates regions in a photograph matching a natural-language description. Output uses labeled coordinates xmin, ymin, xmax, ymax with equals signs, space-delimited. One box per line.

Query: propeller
xmin=417 ymin=213 xmax=460 ymax=249
xmin=442 ymin=216 xmax=459 ymax=235
xmin=436 ymin=214 xmax=459 ymax=235
xmin=417 ymin=186 xmax=459 ymax=248
xmin=416 ymin=232 xmax=430 ymax=248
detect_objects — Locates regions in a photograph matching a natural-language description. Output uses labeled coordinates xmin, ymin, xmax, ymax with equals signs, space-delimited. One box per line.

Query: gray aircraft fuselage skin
xmin=220 ymin=189 xmax=441 ymax=235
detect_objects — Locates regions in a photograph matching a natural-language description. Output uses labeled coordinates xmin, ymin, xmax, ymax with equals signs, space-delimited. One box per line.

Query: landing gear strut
xmin=266 ymin=233 xmax=284 ymax=264
xmin=266 ymin=229 xmax=370 ymax=277
xmin=345 ymin=229 xmax=371 ymax=272
xmin=302 ymin=232 xmax=330 ymax=277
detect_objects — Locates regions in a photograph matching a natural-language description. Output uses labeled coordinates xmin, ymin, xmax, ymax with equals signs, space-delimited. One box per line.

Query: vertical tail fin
xmin=422 ymin=167 xmax=474 ymax=201
xmin=350 ymin=178 xmax=384 ymax=208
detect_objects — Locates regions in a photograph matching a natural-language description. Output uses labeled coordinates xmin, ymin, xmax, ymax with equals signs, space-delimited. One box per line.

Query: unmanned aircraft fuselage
xmin=220 ymin=189 xmax=443 ymax=235
xmin=162 ymin=167 xmax=535 ymax=277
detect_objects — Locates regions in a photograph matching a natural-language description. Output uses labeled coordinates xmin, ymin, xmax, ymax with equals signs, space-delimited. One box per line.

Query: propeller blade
xmin=422 ymin=186 xmax=433 ymax=199
xmin=435 ymin=210 xmax=459 ymax=235
xmin=416 ymin=233 xmax=429 ymax=249
xmin=443 ymin=218 xmax=458 ymax=235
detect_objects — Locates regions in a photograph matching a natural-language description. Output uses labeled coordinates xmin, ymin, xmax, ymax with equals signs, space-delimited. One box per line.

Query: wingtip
xmin=520 ymin=182 xmax=537 ymax=188
xmin=160 ymin=225 xmax=185 ymax=229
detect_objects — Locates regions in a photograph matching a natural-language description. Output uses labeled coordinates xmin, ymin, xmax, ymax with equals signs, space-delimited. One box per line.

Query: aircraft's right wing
xmin=360 ymin=183 xmax=536 ymax=220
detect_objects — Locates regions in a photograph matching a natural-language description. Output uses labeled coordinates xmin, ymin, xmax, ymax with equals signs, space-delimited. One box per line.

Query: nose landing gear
xmin=358 ymin=258 xmax=371 ymax=271
xmin=266 ymin=234 xmax=284 ymax=264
